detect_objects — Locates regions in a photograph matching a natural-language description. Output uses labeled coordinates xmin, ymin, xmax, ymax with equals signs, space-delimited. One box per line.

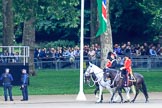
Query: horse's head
xmin=103 ymin=68 xmax=117 ymax=79
xmin=85 ymin=62 xmax=94 ymax=73
xmin=103 ymin=70 xmax=111 ymax=80
xmin=84 ymin=62 xmax=94 ymax=83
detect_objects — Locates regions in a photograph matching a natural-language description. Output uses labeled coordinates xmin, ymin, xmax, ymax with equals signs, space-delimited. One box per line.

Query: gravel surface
xmin=0 ymin=92 xmax=161 ymax=108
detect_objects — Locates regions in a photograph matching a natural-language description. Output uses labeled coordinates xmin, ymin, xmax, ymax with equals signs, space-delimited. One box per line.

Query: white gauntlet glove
xmin=120 ymin=67 xmax=125 ymax=70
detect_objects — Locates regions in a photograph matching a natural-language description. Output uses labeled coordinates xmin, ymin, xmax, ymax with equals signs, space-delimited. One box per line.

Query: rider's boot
xmin=124 ymin=75 xmax=129 ymax=87
xmin=103 ymin=73 xmax=107 ymax=82
xmin=129 ymin=74 xmax=132 ymax=80
xmin=104 ymin=77 xmax=108 ymax=82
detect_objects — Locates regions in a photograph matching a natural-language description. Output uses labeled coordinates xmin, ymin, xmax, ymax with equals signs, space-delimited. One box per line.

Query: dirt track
xmin=0 ymin=92 xmax=161 ymax=108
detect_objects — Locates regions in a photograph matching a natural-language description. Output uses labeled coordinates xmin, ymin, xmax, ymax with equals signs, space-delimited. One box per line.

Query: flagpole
xmin=76 ymin=0 xmax=86 ymax=101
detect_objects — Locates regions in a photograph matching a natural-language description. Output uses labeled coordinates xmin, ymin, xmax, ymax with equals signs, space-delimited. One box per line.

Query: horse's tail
xmin=141 ymin=80 xmax=149 ymax=99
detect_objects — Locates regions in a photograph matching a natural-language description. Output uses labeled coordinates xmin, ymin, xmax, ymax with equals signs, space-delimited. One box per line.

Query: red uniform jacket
xmin=124 ymin=57 xmax=132 ymax=74
xmin=106 ymin=59 xmax=112 ymax=68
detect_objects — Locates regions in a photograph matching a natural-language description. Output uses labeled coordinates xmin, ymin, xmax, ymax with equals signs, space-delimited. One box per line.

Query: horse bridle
xmin=84 ymin=66 xmax=103 ymax=87
xmin=84 ymin=71 xmax=96 ymax=87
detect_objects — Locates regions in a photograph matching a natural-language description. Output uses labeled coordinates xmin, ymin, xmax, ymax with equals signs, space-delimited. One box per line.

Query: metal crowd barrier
xmin=34 ymin=55 xmax=162 ymax=72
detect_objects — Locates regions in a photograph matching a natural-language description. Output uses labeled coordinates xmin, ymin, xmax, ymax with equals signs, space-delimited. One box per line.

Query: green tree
xmin=109 ymin=0 xmax=162 ymax=43
xmin=90 ymin=0 xmax=98 ymax=44
xmin=139 ymin=0 xmax=162 ymax=42
xmin=13 ymin=0 xmax=81 ymax=75
xmin=36 ymin=0 xmax=80 ymax=42
xmin=13 ymin=0 xmax=37 ymax=75
xmin=22 ymin=0 xmax=36 ymax=75
xmin=13 ymin=0 xmax=81 ymax=43
xmin=0 ymin=2 xmax=2 ymax=43
xmin=2 ymin=0 xmax=14 ymax=46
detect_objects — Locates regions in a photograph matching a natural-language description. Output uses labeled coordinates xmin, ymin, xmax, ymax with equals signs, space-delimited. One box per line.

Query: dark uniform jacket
xmin=0 ymin=73 xmax=13 ymax=85
xmin=21 ymin=73 xmax=29 ymax=86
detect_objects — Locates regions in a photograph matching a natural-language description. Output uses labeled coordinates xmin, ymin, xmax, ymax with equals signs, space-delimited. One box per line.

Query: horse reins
xmin=110 ymin=71 xmax=120 ymax=86
xmin=88 ymin=71 xmax=104 ymax=87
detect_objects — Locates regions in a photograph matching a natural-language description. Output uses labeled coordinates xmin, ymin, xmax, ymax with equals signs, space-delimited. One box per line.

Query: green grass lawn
xmin=0 ymin=69 xmax=161 ymax=96
xmin=139 ymin=71 xmax=162 ymax=92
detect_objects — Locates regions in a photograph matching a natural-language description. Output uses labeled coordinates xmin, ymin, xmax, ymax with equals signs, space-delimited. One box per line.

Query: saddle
xmin=119 ymin=69 xmax=136 ymax=87
xmin=122 ymin=74 xmax=136 ymax=87
xmin=129 ymin=75 xmax=136 ymax=82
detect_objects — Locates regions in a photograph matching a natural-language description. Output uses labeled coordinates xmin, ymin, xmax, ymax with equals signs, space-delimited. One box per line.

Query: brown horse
xmin=104 ymin=68 xmax=149 ymax=103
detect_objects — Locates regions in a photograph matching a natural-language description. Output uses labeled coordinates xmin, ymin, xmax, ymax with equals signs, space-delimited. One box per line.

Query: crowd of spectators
xmin=0 ymin=41 xmax=162 ymax=64
xmin=0 ymin=50 xmax=20 ymax=63
xmin=113 ymin=42 xmax=162 ymax=57
xmin=33 ymin=42 xmax=162 ymax=63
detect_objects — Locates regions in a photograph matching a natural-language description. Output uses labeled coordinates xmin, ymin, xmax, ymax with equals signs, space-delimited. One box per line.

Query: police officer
xmin=20 ymin=69 xmax=29 ymax=101
xmin=0 ymin=68 xmax=14 ymax=101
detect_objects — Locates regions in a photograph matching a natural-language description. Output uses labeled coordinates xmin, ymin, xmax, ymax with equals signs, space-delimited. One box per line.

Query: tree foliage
xmin=0 ymin=0 xmax=161 ymax=44
xmin=2 ymin=0 xmax=14 ymax=46
xmin=109 ymin=0 xmax=162 ymax=43
xmin=139 ymin=0 xmax=162 ymax=41
xmin=0 ymin=3 xmax=2 ymax=40
xmin=12 ymin=0 xmax=80 ymax=43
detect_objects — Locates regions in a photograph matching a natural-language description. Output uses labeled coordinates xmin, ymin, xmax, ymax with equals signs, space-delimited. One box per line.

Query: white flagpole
xmin=76 ymin=0 xmax=86 ymax=101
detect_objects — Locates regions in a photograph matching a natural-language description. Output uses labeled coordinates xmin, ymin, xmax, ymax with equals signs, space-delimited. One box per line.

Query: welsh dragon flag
xmin=96 ymin=0 xmax=107 ymax=37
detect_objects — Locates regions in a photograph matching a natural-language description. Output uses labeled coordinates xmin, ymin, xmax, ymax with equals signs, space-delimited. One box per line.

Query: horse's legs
xmin=139 ymin=84 xmax=149 ymax=103
xmin=101 ymin=93 xmax=103 ymax=101
xmin=131 ymin=87 xmax=139 ymax=103
xmin=110 ymin=88 xmax=118 ymax=103
xmin=131 ymin=85 xmax=136 ymax=95
xmin=94 ymin=84 xmax=99 ymax=98
xmin=94 ymin=83 xmax=103 ymax=100
xmin=118 ymin=88 xmax=124 ymax=103
xmin=124 ymin=87 xmax=131 ymax=102
xmin=106 ymin=86 xmax=118 ymax=102
xmin=96 ymin=86 xmax=103 ymax=103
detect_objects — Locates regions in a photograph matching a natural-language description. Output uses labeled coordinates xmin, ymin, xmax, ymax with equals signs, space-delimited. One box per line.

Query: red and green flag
xmin=96 ymin=0 xmax=107 ymax=37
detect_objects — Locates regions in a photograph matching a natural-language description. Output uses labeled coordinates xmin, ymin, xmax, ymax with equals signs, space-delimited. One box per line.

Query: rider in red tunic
xmin=120 ymin=56 xmax=133 ymax=86
xmin=124 ymin=57 xmax=132 ymax=75
xmin=104 ymin=52 xmax=117 ymax=83
xmin=106 ymin=59 xmax=112 ymax=68
xmin=105 ymin=52 xmax=117 ymax=69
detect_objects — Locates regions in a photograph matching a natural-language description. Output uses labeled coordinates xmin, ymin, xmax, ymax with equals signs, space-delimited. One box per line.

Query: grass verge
xmin=0 ymin=69 xmax=161 ymax=96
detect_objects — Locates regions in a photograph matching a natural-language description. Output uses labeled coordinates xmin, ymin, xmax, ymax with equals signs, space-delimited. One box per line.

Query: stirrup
xmin=129 ymin=77 xmax=136 ymax=82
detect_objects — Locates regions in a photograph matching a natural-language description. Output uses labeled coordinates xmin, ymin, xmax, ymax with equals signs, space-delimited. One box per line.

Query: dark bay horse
xmin=104 ymin=68 xmax=149 ymax=103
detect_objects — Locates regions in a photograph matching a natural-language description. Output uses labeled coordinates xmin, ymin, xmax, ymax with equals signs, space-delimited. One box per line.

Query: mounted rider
xmin=103 ymin=52 xmax=117 ymax=83
xmin=105 ymin=52 xmax=117 ymax=69
xmin=120 ymin=55 xmax=135 ymax=86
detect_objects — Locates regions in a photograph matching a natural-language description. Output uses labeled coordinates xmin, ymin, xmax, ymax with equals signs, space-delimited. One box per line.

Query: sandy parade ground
xmin=0 ymin=92 xmax=161 ymax=108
